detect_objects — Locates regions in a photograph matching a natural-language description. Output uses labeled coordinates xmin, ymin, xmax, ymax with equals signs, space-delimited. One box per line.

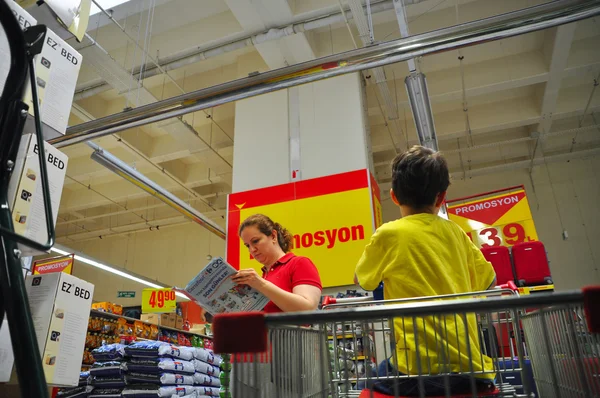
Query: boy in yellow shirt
xmin=355 ymin=146 xmax=497 ymax=396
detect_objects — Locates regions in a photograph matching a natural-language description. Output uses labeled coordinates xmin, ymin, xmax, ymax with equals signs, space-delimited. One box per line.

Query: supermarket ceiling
xmin=56 ymin=0 xmax=600 ymax=243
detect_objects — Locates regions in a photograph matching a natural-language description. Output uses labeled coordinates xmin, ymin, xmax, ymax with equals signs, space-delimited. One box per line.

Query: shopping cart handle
xmin=497 ymin=281 xmax=518 ymax=291
xmin=322 ymin=296 xmax=337 ymax=306
xmin=213 ymin=312 xmax=267 ymax=353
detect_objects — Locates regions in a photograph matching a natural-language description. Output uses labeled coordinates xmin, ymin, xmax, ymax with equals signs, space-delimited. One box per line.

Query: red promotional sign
xmin=32 ymin=254 xmax=74 ymax=275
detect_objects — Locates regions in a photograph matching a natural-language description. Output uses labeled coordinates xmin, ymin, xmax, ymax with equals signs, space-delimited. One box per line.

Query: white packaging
xmin=7 ymin=134 xmax=68 ymax=256
xmin=0 ymin=0 xmax=82 ymax=139
xmin=25 ymin=272 xmax=94 ymax=386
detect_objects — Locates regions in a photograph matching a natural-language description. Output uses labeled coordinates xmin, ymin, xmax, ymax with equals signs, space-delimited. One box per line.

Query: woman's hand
xmin=231 ymin=268 xmax=265 ymax=290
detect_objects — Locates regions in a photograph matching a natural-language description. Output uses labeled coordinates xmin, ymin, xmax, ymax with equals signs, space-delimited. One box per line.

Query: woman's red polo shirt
xmin=261 ymin=252 xmax=322 ymax=313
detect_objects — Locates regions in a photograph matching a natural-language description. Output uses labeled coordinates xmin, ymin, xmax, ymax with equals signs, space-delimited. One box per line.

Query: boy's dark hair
xmin=391 ymin=145 xmax=450 ymax=209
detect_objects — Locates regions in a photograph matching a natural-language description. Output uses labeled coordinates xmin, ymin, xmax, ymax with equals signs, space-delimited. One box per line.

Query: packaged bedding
xmin=91 ymin=344 xmax=126 ymax=361
xmin=192 ymin=348 xmax=222 ymax=367
xmin=122 ymin=385 xmax=217 ymax=397
xmin=125 ymin=372 xmax=195 ymax=385
xmin=56 ymin=386 xmax=93 ymax=398
xmin=89 ymin=374 xmax=126 ymax=389
xmin=125 ymin=357 xmax=195 ymax=375
xmin=192 ymin=373 xmax=220 ymax=387
xmin=191 ymin=360 xmax=221 ymax=377
xmin=125 ymin=341 xmax=195 ymax=360
xmin=89 ymin=388 xmax=123 ymax=398
xmin=90 ymin=361 xmax=127 ymax=377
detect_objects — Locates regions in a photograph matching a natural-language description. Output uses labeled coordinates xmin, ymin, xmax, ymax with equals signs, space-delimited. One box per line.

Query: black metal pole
xmin=0 ymin=2 xmax=50 ymax=396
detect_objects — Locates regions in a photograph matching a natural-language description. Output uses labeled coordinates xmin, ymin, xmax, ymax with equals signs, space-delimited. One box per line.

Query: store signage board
xmin=446 ymin=186 xmax=539 ymax=248
xmin=226 ymin=169 xmax=379 ymax=287
xmin=118 ymin=291 xmax=136 ymax=298
xmin=32 ymin=254 xmax=74 ymax=275
xmin=142 ymin=288 xmax=176 ymax=313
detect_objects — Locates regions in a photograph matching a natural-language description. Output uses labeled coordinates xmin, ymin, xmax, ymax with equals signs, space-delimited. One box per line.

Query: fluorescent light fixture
xmin=405 ymin=73 xmax=438 ymax=151
xmin=50 ymin=245 xmax=188 ymax=299
xmin=88 ymin=142 xmax=226 ymax=240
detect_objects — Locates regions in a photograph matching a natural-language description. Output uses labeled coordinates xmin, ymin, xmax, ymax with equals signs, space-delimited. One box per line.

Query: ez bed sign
xmin=227 ymin=169 xmax=379 ymax=287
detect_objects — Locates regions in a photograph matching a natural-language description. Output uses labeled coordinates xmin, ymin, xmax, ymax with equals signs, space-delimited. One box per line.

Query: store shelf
xmin=90 ymin=310 xmax=211 ymax=339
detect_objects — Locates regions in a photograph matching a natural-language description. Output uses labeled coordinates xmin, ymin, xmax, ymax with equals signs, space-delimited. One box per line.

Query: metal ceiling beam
xmin=88 ymin=142 xmax=226 ymax=239
xmin=51 ymin=0 xmax=600 ymax=148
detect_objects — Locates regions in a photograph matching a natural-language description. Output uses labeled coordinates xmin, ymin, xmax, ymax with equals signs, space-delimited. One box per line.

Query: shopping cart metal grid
xmin=213 ymin=287 xmax=600 ymax=398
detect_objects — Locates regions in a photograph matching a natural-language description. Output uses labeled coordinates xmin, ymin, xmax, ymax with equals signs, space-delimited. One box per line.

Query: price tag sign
xmin=447 ymin=187 xmax=539 ymax=249
xmin=141 ymin=288 xmax=176 ymax=313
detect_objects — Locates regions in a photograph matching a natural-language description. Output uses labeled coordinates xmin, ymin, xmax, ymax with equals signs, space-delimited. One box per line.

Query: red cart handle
xmin=322 ymin=296 xmax=336 ymax=306
xmin=497 ymin=280 xmax=518 ymax=291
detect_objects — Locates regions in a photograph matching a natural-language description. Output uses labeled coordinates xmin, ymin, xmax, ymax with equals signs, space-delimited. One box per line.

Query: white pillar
xmin=232 ymin=73 xmax=373 ymax=192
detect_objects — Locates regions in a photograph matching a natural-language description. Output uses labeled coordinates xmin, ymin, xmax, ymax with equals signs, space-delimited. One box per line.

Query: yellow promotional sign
xmin=227 ymin=169 xmax=378 ymax=287
xmin=446 ymin=186 xmax=538 ymax=248
xmin=141 ymin=288 xmax=176 ymax=313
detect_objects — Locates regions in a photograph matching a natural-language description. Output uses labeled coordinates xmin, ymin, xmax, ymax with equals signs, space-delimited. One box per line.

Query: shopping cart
xmin=521 ymin=299 xmax=600 ymax=397
xmin=213 ymin=286 xmax=600 ymax=398
xmin=320 ymin=286 xmax=529 ymax=397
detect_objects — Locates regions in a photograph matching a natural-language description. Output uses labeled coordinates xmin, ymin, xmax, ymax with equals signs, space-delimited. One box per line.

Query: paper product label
xmin=7 ymin=134 xmax=68 ymax=256
xmin=177 ymin=257 xmax=269 ymax=315
xmin=0 ymin=1 xmax=82 ymax=137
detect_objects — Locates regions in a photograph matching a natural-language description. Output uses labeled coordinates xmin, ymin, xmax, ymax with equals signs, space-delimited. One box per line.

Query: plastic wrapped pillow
xmin=92 ymin=344 xmax=126 ymax=361
xmin=158 ymin=345 xmax=195 ymax=361
xmin=125 ymin=341 xmax=194 ymax=361
xmin=122 ymin=386 xmax=198 ymax=397
xmin=126 ymin=357 xmax=195 ymax=375
xmin=192 ymin=348 xmax=222 ymax=367
xmin=124 ymin=341 xmax=169 ymax=358
xmin=89 ymin=388 xmax=123 ymax=398
xmin=78 ymin=371 xmax=90 ymax=386
xmin=193 ymin=387 xmax=220 ymax=397
xmin=125 ymin=372 xmax=194 ymax=385
xmin=90 ymin=361 xmax=127 ymax=377
xmin=56 ymin=386 xmax=93 ymax=398
xmin=192 ymin=360 xmax=221 ymax=377
xmin=89 ymin=374 xmax=126 ymax=388
xmin=193 ymin=373 xmax=220 ymax=387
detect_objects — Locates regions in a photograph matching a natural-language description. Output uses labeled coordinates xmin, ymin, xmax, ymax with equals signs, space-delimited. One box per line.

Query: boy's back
xmin=357 ymin=213 xmax=495 ymax=300
xmin=356 ymin=212 xmax=496 ymax=376
xmin=354 ymin=146 xmax=496 ymax=386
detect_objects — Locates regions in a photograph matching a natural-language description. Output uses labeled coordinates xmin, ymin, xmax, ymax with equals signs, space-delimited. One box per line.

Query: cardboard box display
xmin=141 ymin=313 xmax=172 ymax=327
xmin=7 ymin=134 xmax=68 ymax=256
xmin=0 ymin=1 xmax=82 ymax=140
xmin=25 ymin=272 xmax=94 ymax=386
xmin=168 ymin=313 xmax=177 ymax=329
xmin=175 ymin=315 xmax=183 ymax=330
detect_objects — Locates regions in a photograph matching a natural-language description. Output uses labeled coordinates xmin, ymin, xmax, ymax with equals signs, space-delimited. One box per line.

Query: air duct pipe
xmin=88 ymin=142 xmax=226 ymax=240
xmin=52 ymin=0 xmax=600 ymax=148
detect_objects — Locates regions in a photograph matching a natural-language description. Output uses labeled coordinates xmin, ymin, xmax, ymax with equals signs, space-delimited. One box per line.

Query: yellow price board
xmin=447 ymin=187 xmax=539 ymax=248
xmin=141 ymin=288 xmax=176 ymax=313
xmin=227 ymin=169 xmax=379 ymax=287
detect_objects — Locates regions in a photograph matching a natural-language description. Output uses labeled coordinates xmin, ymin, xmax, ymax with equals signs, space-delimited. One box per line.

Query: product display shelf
xmin=90 ymin=310 xmax=211 ymax=339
